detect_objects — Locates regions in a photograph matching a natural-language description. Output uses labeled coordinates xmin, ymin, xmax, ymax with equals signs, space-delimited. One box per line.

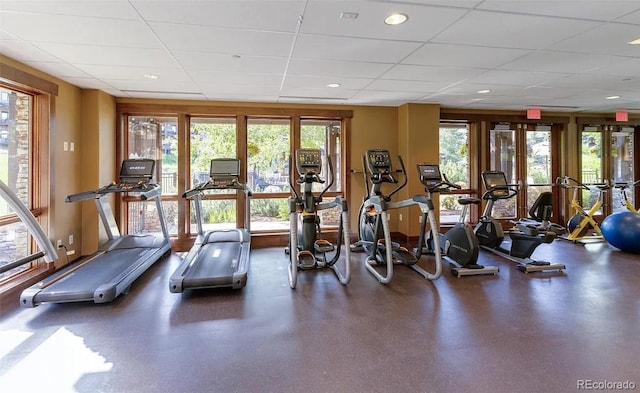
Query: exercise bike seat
xmin=457 ymin=197 xmax=480 ymax=205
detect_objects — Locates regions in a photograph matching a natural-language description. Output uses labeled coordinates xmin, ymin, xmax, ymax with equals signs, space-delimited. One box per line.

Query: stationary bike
xmin=556 ymin=176 xmax=609 ymax=243
xmin=416 ymin=163 xmax=499 ymax=276
xmin=351 ymin=149 xmax=442 ymax=284
xmin=286 ymin=148 xmax=351 ymax=289
xmin=613 ymin=180 xmax=640 ymax=213
xmin=474 ymin=171 xmax=565 ymax=273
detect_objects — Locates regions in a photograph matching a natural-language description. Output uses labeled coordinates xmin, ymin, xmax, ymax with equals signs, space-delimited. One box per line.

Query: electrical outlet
xmin=56 ymin=239 xmax=62 ymax=248
xmin=419 ymin=216 xmax=422 ymax=224
xmin=66 ymin=250 xmax=75 ymax=256
xmin=69 ymin=234 xmax=74 ymax=245
xmin=63 ymin=142 xmax=68 ymax=151
xmin=399 ymin=213 xmax=403 ymax=221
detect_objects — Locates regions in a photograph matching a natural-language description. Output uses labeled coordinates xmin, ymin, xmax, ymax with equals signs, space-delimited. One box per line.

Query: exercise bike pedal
xmin=314 ymin=239 xmax=335 ymax=253
xmin=296 ymin=250 xmax=316 ymax=270
xmin=393 ymin=247 xmax=418 ymax=265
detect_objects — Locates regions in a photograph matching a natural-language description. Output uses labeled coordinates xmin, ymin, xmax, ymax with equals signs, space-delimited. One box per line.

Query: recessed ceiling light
xmin=326 ymin=83 xmax=341 ymax=88
xmin=477 ymin=89 xmax=491 ymax=94
xmin=606 ymin=95 xmax=621 ymax=100
xmin=144 ymin=74 xmax=159 ymax=80
xmin=384 ymin=13 xmax=408 ymax=25
xmin=628 ymin=38 xmax=640 ymax=45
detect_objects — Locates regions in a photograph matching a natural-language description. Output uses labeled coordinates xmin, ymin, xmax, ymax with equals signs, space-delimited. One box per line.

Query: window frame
xmin=0 ymin=63 xmax=56 ymax=297
xmin=116 ymin=103 xmax=352 ymax=251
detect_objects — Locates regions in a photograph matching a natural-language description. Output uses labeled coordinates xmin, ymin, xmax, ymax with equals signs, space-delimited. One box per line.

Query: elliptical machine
xmin=351 ymin=149 xmax=442 ymax=284
xmin=416 ymin=163 xmax=499 ymax=277
xmin=474 ymin=170 xmax=565 ymax=273
xmin=286 ymin=148 xmax=350 ymax=289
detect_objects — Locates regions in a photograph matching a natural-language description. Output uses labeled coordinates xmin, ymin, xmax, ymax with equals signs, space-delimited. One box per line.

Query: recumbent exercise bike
xmin=416 ymin=163 xmax=499 ymax=277
xmin=474 ymin=171 xmax=565 ymax=273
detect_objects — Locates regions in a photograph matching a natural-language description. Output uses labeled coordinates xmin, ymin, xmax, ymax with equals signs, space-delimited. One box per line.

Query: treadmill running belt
xmin=34 ymin=247 xmax=157 ymax=302
xmin=183 ymin=242 xmax=242 ymax=287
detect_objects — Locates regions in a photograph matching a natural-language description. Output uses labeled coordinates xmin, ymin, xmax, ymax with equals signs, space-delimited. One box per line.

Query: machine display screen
xmin=296 ymin=149 xmax=322 ymax=175
xmin=120 ymin=159 xmax=155 ymax=182
xmin=210 ymin=159 xmax=240 ymax=177
xmin=417 ymin=164 xmax=441 ymax=181
xmin=482 ymin=171 xmax=509 ymax=196
xmin=366 ymin=149 xmax=391 ymax=173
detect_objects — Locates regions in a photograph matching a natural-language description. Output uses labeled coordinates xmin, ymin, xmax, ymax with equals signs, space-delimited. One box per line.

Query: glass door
xmin=611 ymin=127 xmax=635 ymax=213
xmin=488 ymin=123 xmax=557 ymax=221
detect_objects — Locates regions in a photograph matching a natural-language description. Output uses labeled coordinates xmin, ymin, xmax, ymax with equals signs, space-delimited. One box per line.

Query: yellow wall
xmin=80 ymin=90 xmax=116 ymax=253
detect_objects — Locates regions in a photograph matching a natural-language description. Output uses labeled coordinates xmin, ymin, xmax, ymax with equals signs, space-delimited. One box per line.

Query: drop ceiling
xmin=1 ymin=0 xmax=640 ymax=113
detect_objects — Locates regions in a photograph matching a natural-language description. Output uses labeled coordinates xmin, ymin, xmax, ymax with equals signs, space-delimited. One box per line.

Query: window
xmin=126 ymin=116 xmax=179 ymax=236
xmin=189 ymin=117 xmax=237 ymax=231
xmin=439 ymin=124 xmax=471 ymax=225
xmin=247 ymin=118 xmax=290 ymax=231
xmin=0 ymin=87 xmax=35 ymax=280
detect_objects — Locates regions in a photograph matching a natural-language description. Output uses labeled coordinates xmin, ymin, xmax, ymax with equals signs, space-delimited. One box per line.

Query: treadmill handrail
xmin=66 ymin=182 xmax=161 ymax=202
xmin=0 ymin=180 xmax=57 ymax=265
xmin=183 ymin=179 xmax=252 ymax=199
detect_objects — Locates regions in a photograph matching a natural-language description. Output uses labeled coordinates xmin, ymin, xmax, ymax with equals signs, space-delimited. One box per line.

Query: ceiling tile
xmin=547 ymin=22 xmax=640 ymax=56
xmin=432 ymin=10 xmax=600 ymax=49
xmin=498 ymin=51 xmax=619 ymax=74
xmin=0 ymin=0 xmax=140 ymax=19
xmin=0 ymin=12 xmax=160 ymax=48
xmin=365 ymin=79 xmax=452 ymax=93
xmin=0 ymin=39 xmax=62 ymax=62
xmin=381 ymin=64 xmax=486 ymax=82
xmin=300 ymin=1 xmax=468 ymax=41
xmin=466 ymin=69 xmax=569 ymax=86
xmin=132 ymin=0 xmax=304 ymax=32
xmin=286 ymin=58 xmax=392 ymax=78
xmin=292 ymin=34 xmax=421 ymax=63
xmin=283 ymin=75 xmax=372 ymax=90
xmin=402 ymin=43 xmax=530 ymax=68
xmin=33 ymin=42 xmax=177 ymax=67
xmin=150 ymin=22 xmax=294 ymax=57
xmin=23 ymin=61 xmax=91 ymax=78
xmin=174 ymin=51 xmax=287 ymax=74
xmin=478 ymin=0 xmax=640 ymax=21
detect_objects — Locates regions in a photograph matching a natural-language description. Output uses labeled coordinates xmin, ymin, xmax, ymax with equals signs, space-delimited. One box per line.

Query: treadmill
xmin=20 ymin=159 xmax=171 ymax=307
xmin=169 ymin=158 xmax=251 ymax=293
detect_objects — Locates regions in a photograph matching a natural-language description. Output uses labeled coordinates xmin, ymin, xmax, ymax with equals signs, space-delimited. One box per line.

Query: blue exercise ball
xmin=601 ymin=211 xmax=640 ymax=254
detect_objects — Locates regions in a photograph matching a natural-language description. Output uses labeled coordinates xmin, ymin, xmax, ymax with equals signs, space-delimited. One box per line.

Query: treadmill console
xmin=119 ymin=159 xmax=155 ymax=184
xmin=417 ymin=163 xmax=442 ymax=188
xmin=366 ymin=149 xmax=392 ymax=174
xmin=210 ymin=159 xmax=240 ymax=185
xmin=482 ymin=171 xmax=510 ymax=198
xmin=295 ymin=149 xmax=322 ymax=176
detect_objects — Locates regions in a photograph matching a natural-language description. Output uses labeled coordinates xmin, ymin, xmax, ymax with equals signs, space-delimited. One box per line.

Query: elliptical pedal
xmin=296 ymin=250 xmax=316 ymax=269
xmin=314 ymin=239 xmax=335 ymax=253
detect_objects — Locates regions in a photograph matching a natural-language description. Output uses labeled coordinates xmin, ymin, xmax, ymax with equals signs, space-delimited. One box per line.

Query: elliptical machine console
xmin=416 ymin=163 xmax=499 ymax=277
xmin=286 ymin=148 xmax=351 ymax=289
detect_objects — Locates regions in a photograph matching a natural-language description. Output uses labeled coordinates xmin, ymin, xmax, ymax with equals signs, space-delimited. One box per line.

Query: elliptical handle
xmin=387 ymin=155 xmax=408 ymax=200
xmin=288 ymin=154 xmax=300 ymax=199
xmin=318 ymin=154 xmax=335 ymax=200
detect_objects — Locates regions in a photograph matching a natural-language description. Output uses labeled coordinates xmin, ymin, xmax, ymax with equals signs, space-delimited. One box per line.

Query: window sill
xmin=0 ymin=265 xmax=52 ymax=316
